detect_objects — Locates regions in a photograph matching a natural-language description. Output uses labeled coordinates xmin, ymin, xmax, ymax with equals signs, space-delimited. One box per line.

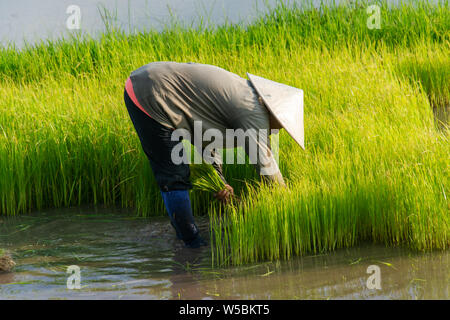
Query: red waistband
xmin=125 ymin=77 xmax=152 ymax=118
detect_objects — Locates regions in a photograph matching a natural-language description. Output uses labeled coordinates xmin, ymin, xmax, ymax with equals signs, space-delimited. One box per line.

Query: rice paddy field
xmin=0 ymin=1 xmax=448 ymax=267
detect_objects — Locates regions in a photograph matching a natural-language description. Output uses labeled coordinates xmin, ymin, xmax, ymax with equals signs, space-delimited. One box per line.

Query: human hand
xmin=213 ymin=184 xmax=234 ymax=204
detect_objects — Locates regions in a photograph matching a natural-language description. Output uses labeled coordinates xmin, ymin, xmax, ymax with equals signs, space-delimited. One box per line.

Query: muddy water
xmin=0 ymin=207 xmax=448 ymax=300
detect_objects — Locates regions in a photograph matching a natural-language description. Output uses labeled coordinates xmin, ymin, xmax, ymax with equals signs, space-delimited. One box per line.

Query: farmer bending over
xmin=124 ymin=62 xmax=304 ymax=248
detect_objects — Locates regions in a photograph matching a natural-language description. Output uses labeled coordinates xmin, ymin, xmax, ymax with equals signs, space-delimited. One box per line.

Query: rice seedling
xmin=0 ymin=1 xmax=448 ymax=266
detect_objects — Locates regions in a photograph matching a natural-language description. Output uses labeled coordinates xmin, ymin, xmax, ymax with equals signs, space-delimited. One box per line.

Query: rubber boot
xmin=160 ymin=190 xmax=207 ymax=248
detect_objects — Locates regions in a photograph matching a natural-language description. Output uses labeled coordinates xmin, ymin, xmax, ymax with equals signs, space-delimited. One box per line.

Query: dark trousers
xmin=123 ymin=89 xmax=192 ymax=192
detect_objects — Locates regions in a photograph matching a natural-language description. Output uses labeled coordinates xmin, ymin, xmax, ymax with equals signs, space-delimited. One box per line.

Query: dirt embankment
xmin=0 ymin=253 xmax=15 ymax=272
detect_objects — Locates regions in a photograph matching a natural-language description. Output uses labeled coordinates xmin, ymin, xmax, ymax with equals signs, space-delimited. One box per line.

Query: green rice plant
xmin=394 ymin=45 xmax=450 ymax=129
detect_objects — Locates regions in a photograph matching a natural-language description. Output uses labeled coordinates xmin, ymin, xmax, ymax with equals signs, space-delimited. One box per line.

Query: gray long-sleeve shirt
xmin=129 ymin=61 xmax=284 ymax=184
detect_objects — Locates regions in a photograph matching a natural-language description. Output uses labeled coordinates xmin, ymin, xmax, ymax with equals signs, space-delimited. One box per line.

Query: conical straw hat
xmin=247 ymin=73 xmax=304 ymax=149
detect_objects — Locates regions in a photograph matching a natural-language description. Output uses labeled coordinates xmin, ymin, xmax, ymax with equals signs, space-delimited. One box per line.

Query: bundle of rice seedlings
xmin=190 ymin=163 xmax=226 ymax=193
